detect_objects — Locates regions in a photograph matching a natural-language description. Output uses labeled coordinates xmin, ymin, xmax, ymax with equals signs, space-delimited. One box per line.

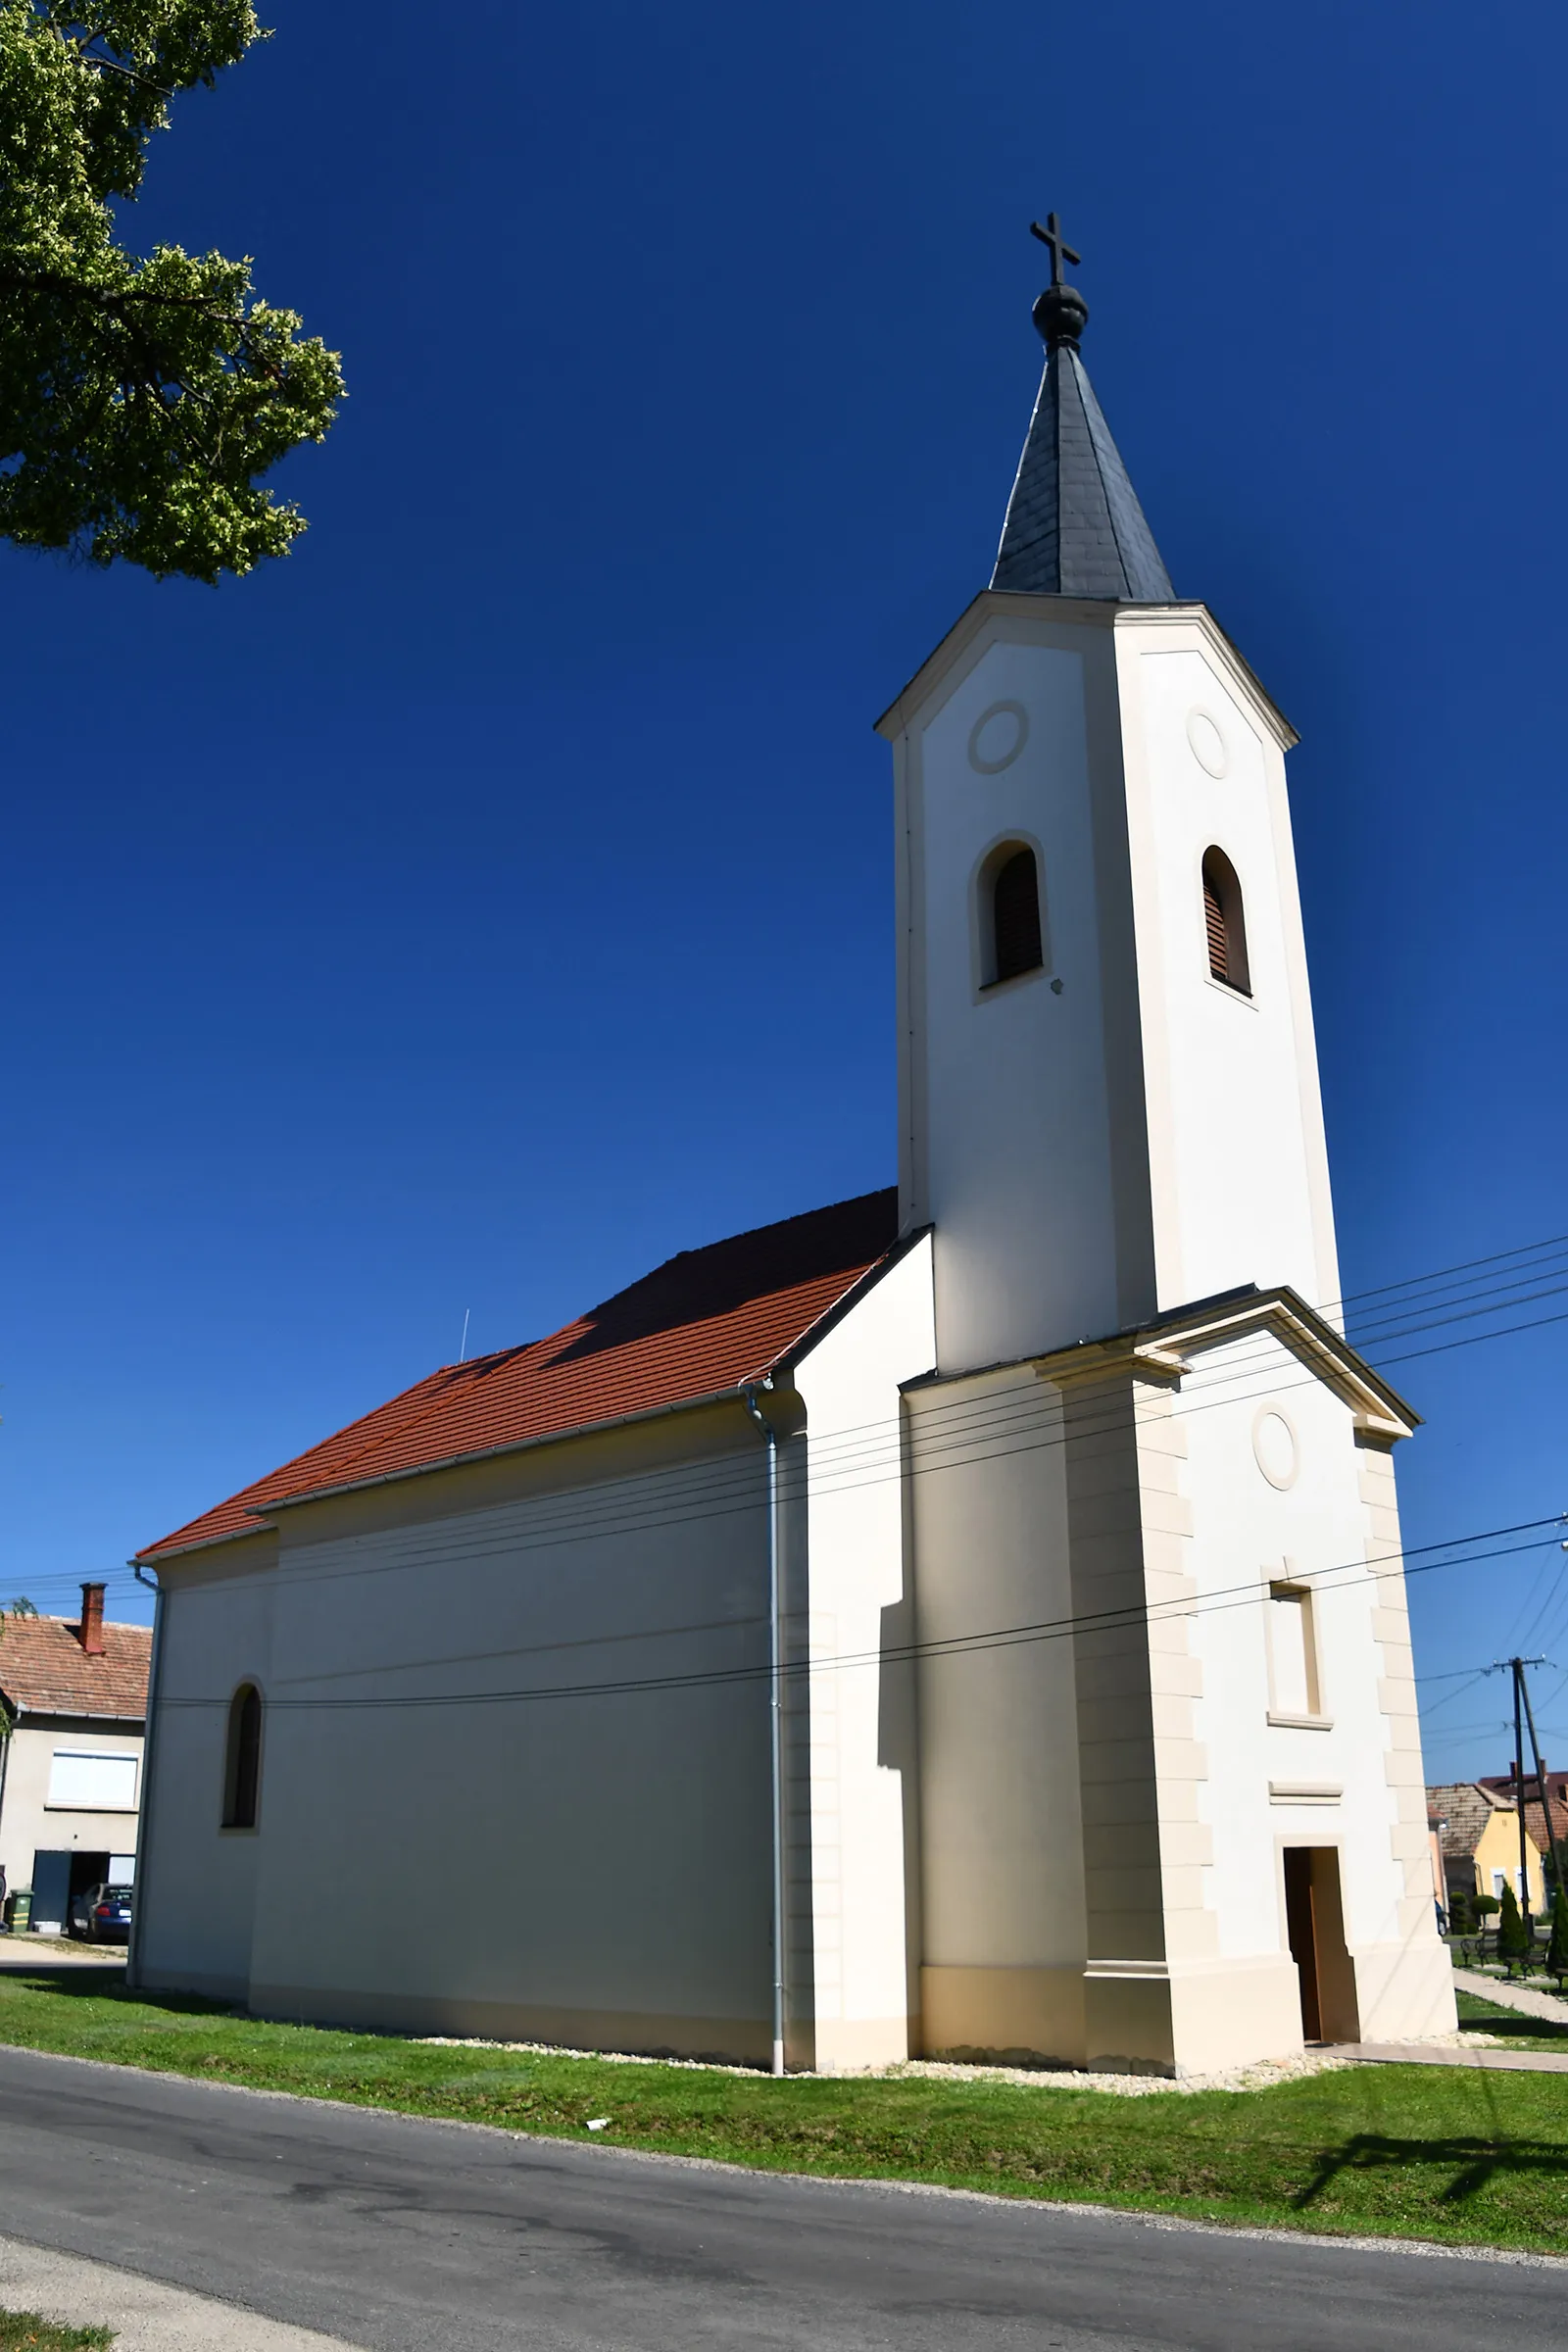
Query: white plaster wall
xmin=910 ymin=629 xmax=1121 ymax=1369
xmin=136 ymin=1541 xmax=277 ymax=1994
xmin=258 ymin=1468 xmax=770 ymax=2033
xmin=0 ymin=1724 xmax=143 ymax=1892
xmin=1181 ymin=1330 xmax=1414 ymax=1969
xmin=909 ymin=1365 xmax=1086 ymax=1970
xmin=792 ymin=1238 xmax=935 ymax=2065
xmin=142 ymin=1417 xmax=777 ymax=2050
xmin=1117 ymin=632 xmax=1339 ymax=1314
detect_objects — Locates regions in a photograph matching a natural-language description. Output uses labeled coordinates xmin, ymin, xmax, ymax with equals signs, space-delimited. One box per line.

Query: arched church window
xmin=982 ymin=844 xmax=1045 ymax=987
xmin=221 ymin=1682 xmax=263 ymax=1829
xmin=1201 ymin=848 xmax=1250 ymax=995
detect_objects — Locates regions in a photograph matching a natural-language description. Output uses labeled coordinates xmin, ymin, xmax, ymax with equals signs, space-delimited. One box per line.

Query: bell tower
xmin=882 ymin=229 xmax=1449 ymax=2080
xmin=877 ymin=220 xmax=1340 ymax=1375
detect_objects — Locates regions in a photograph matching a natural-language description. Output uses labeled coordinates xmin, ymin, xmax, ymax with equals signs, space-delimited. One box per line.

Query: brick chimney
xmin=77 ymin=1582 xmax=105 ymax=1656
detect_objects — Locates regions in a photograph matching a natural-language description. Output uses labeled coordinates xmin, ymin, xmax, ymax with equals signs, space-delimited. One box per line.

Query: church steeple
xmin=991 ymin=216 xmax=1174 ymax=602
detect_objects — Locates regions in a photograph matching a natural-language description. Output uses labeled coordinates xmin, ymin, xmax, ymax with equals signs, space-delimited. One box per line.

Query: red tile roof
xmin=0 ymin=1613 xmax=151 ymax=1722
xmin=1428 ymin=1781 xmax=1521 ymax=1862
xmin=1478 ymin=1770 xmax=1568 ymax=1856
xmin=139 ymin=1190 xmax=901 ymax=1564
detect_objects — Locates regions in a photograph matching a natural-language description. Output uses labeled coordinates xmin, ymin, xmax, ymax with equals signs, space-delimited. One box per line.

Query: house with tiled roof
xmin=128 ymin=232 xmax=1454 ymax=2076
xmin=1428 ymin=1780 xmax=1549 ymax=1916
xmin=1477 ymin=1763 xmax=1568 ymax=1884
xmin=0 ymin=1587 xmax=152 ymax=1933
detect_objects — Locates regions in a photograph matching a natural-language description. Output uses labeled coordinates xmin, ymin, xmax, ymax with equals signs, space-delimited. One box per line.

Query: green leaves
xmin=1496 ymin=1879 xmax=1533 ymax=1972
xmin=0 ymin=2 xmax=342 ymax=580
xmin=1546 ymin=1887 xmax=1568 ymax=1987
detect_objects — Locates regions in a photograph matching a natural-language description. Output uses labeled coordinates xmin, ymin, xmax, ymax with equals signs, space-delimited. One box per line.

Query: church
xmin=128 ymin=227 xmax=1454 ymax=2076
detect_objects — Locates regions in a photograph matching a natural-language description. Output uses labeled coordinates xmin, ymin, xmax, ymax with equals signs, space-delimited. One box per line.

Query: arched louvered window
xmin=983 ymin=844 xmax=1045 ymax=987
xmin=1200 ymin=848 xmax=1250 ymax=995
xmin=222 ymin=1683 xmax=263 ymax=1830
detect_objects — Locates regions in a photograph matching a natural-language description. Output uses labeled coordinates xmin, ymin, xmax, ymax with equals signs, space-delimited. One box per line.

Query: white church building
xmin=129 ymin=232 xmax=1453 ymax=2075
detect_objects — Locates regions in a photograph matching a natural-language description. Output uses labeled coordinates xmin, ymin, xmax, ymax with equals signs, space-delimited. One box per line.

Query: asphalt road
xmin=0 ymin=2044 xmax=1559 ymax=2352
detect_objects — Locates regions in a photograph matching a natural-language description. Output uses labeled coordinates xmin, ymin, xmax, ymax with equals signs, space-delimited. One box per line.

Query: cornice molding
xmin=1031 ymin=1287 xmax=1418 ymax=1441
xmin=873 ymin=591 xmax=1297 ymax=752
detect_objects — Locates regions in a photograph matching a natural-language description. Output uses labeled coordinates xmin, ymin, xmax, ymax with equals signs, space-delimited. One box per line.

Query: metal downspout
xmin=125 ymin=1560 xmax=164 ymax=1989
xmin=741 ymin=1380 xmax=787 ymax=2077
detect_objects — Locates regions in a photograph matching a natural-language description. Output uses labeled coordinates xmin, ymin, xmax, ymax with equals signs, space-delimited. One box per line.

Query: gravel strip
xmin=415 ymin=2034 xmax=1506 ymax=2094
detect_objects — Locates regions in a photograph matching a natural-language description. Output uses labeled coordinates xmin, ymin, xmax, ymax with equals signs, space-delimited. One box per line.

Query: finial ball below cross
xmin=1029 ymin=210 xmax=1089 ymax=354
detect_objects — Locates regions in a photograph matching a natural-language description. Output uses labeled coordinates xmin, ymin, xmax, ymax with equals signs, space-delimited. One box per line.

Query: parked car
xmin=67 ymin=1885 xmax=132 ymax=1944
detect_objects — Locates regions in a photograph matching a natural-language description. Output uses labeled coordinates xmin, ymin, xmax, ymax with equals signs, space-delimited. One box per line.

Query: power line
xmin=151 ymin=1516 xmax=1564 ymax=1716
xmin=148 ymin=1278 xmax=1568 ymax=1618
xmin=17 ymin=1227 xmax=1560 ymax=1622
xmin=1415 ymin=1671 xmax=1494 ymax=1720
xmin=23 ymin=1270 xmax=1560 ymax=1639
xmin=1332 ymin=1230 xmax=1568 ymax=1315
xmin=134 ymin=1232 xmax=1560 ymax=1561
xmin=135 ymin=1226 xmax=1568 ymax=1584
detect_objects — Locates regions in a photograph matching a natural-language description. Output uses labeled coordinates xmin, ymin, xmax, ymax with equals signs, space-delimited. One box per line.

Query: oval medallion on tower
xmin=1252 ymin=1405 xmax=1299 ymax=1492
xmin=1186 ymin=707 xmax=1230 ymax=779
xmin=967 ymin=700 xmax=1030 ymax=775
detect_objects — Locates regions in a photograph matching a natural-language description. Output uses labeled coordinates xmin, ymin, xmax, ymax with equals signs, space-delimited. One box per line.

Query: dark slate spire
xmin=990 ymin=218 xmax=1174 ymax=602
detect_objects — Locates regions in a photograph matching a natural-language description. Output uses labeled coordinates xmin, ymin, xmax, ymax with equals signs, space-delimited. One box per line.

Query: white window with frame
xmin=1266 ymin=1581 xmax=1322 ymax=1722
xmin=46 ymin=1749 xmax=138 ymax=1811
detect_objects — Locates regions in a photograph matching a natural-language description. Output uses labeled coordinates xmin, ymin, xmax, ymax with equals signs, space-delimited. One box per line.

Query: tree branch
xmin=78 ymin=49 xmax=175 ymax=98
xmin=0 ymin=267 xmax=287 ymax=380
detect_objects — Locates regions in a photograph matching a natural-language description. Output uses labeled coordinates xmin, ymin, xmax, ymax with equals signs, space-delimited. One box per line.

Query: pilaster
xmin=1056 ymin=1353 xmax=1215 ymax=2071
xmin=1339 ymin=1439 xmax=1456 ymax=2039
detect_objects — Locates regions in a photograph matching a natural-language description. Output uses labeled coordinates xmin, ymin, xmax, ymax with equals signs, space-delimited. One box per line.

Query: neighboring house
xmin=1428 ymin=1781 xmax=1546 ymax=1914
xmin=1426 ymin=1817 xmax=1446 ymax=1921
xmin=128 ymin=243 xmax=1454 ymax=2078
xmin=1477 ymin=1764 xmax=1568 ymax=1892
xmin=0 ymin=1587 xmax=152 ymax=1933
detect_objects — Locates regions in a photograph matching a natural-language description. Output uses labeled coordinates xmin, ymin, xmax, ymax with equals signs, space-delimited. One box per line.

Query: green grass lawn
xmin=1454 ymin=1984 xmax=1568 ymax=2052
xmin=0 ymin=1969 xmax=1565 ymax=2256
xmin=0 ymin=2314 xmax=112 ymax=2350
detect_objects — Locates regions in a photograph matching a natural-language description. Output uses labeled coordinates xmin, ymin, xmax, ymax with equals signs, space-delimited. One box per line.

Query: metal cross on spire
xmin=1030 ymin=212 xmax=1081 ymax=287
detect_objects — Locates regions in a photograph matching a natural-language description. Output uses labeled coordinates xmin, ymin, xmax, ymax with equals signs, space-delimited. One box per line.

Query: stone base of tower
xmin=917 ymin=1940 xmax=1457 ymax=2077
xmin=920 ymin=1955 xmax=1314 ymax=2079
xmin=1352 ymin=1937 xmax=1457 ymax=2043
xmin=919 ymin=1965 xmax=1089 ymax=2071
xmin=1082 ymin=1957 xmax=1309 ymax=2078
xmin=1159 ymin=1957 xmax=1309 ymax=2077
xmin=808 ymin=2014 xmax=920 ymax=2074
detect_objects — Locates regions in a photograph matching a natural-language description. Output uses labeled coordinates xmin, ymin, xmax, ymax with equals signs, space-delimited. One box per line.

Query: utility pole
xmin=1489 ymin=1654 xmax=1548 ymax=1936
xmin=1518 ymin=1658 xmax=1566 ymax=1918
xmin=1514 ymin=1661 xmax=1530 ymax=1930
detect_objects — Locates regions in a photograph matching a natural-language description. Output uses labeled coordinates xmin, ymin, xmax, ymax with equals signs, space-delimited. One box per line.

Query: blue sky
xmin=4 ymin=0 xmax=1564 ymax=1778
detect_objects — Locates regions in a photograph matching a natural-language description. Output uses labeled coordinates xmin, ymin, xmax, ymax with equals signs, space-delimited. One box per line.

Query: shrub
xmin=1496 ymin=1882 xmax=1533 ymax=1974
xmin=1545 ymin=1888 xmax=1568 ymax=1989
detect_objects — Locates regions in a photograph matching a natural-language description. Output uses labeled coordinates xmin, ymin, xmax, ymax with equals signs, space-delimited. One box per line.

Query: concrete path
xmin=1451 ymin=1966 xmax=1568 ymax=2024
xmin=0 ymin=2042 xmax=1562 ymax=2351
xmin=0 ymin=1940 xmax=124 ymax=1971
xmin=0 ymin=2233 xmax=367 ymax=2351
xmin=1350 ymin=2043 xmax=1568 ymax=2073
